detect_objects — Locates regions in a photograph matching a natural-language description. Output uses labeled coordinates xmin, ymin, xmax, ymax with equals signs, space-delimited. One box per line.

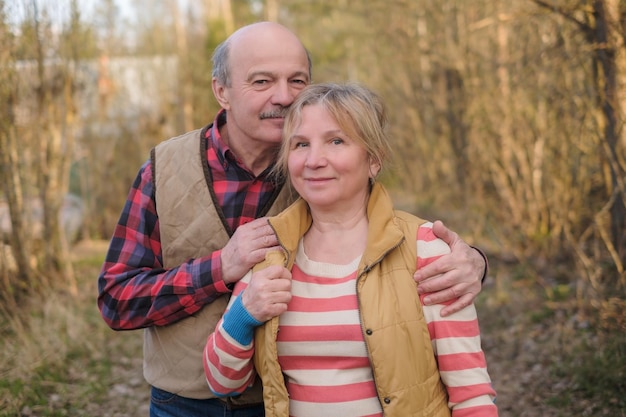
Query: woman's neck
xmin=303 ymin=208 xmax=369 ymax=264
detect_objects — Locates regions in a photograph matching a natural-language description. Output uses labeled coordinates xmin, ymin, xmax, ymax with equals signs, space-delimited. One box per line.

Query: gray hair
xmin=211 ymin=39 xmax=231 ymax=87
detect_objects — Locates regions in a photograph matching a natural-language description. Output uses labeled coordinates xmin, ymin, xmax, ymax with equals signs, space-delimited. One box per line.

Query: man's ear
xmin=212 ymin=78 xmax=230 ymax=110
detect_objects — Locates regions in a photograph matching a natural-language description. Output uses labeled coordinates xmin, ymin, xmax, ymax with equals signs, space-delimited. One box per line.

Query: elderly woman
xmin=204 ymin=83 xmax=498 ymax=417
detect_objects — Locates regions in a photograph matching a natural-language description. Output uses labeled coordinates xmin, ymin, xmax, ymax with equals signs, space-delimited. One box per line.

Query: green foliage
xmin=71 ymin=253 xmax=106 ymax=269
xmin=549 ymin=333 xmax=626 ymax=414
xmin=529 ymin=305 xmax=555 ymax=323
xmin=0 ymin=353 xmax=113 ymax=417
xmin=59 ymin=0 xmax=98 ymax=60
xmin=0 ymin=241 xmax=147 ymax=416
xmin=14 ymin=20 xmax=37 ymax=60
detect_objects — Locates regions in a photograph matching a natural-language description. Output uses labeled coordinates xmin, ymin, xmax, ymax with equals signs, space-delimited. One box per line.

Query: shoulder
xmin=154 ymin=128 xmax=204 ymax=152
xmin=393 ymin=209 xmax=427 ymax=229
xmin=416 ymin=222 xmax=451 ymax=257
xmin=391 ymin=211 xmax=442 ymax=243
xmin=151 ymin=127 xmax=208 ymax=180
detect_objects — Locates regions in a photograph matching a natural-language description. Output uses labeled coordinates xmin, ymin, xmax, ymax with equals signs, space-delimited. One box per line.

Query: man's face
xmin=215 ymin=27 xmax=310 ymax=151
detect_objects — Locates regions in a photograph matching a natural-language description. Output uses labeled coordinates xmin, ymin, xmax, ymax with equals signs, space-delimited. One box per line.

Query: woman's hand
xmin=241 ymin=265 xmax=292 ymax=322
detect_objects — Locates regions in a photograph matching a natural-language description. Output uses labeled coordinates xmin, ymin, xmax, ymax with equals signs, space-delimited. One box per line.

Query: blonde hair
xmin=274 ymin=83 xmax=391 ymax=180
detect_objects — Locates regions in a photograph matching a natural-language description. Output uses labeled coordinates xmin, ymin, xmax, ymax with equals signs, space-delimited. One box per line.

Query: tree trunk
xmin=266 ymin=0 xmax=279 ymax=22
xmin=206 ymin=0 xmax=234 ymax=34
xmin=173 ymin=0 xmax=194 ymax=132
xmin=593 ymin=0 xmax=625 ymax=272
xmin=32 ymin=1 xmax=76 ymax=292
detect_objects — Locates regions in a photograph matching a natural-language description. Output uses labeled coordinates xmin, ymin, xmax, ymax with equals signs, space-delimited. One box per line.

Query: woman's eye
xmin=331 ymin=138 xmax=344 ymax=145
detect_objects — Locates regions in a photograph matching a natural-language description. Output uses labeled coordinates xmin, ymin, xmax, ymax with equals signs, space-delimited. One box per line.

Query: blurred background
xmin=0 ymin=0 xmax=624 ymax=416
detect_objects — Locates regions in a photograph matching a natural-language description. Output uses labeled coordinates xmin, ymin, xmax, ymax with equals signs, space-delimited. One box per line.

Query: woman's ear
xmin=369 ymin=157 xmax=381 ymax=179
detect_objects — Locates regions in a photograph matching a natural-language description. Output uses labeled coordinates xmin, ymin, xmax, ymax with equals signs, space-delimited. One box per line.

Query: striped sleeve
xmin=417 ymin=222 xmax=498 ymax=417
xmin=203 ymin=270 xmax=259 ymax=396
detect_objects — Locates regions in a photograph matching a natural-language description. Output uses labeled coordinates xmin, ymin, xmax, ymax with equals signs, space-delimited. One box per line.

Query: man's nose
xmin=271 ymin=80 xmax=296 ymax=106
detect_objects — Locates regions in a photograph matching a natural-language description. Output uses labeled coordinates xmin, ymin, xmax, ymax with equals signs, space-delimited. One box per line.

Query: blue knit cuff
xmin=222 ymin=293 xmax=262 ymax=345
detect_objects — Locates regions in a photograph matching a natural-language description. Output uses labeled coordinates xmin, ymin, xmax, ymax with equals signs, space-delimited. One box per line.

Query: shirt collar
xmin=206 ymin=109 xmax=234 ymax=170
xmin=207 ymin=108 xmax=276 ymax=178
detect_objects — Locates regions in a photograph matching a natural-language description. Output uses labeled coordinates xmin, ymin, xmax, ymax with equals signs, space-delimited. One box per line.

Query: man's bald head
xmin=212 ymin=21 xmax=312 ymax=87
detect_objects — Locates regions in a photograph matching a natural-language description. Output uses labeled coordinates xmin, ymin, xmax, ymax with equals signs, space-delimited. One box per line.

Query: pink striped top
xmin=204 ymin=222 xmax=497 ymax=417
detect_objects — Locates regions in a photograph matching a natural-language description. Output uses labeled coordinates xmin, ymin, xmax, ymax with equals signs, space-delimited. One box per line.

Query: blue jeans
xmin=149 ymin=386 xmax=265 ymax=417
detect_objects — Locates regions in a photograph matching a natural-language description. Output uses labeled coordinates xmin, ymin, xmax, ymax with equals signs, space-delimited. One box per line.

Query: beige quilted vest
xmin=144 ymin=127 xmax=295 ymax=400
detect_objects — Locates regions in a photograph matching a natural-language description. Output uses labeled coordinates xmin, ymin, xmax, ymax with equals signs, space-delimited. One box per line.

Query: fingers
xmin=240 ymin=218 xmax=279 ymax=251
xmin=221 ymin=218 xmax=280 ymax=284
xmin=419 ymin=269 xmax=482 ymax=318
xmin=439 ymin=293 xmax=474 ymax=317
xmin=241 ymin=265 xmax=292 ymax=322
xmin=417 ymin=272 xmax=454 ymax=296
xmin=414 ymin=257 xmax=448 ymax=284
xmin=418 ymin=267 xmax=482 ymax=302
xmin=414 ymin=249 xmax=460 ymax=283
xmin=415 ymin=222 xmax=484 ymax=291
xmin=431 ymin=220 xmax=460 ymax=247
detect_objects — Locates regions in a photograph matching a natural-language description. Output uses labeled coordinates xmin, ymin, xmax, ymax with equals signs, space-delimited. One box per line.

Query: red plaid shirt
xmin=97 ymin=110 xmax=282 ymax=330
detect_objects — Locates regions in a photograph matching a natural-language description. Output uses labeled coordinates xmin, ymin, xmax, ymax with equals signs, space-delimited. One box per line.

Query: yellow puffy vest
xmin=253 ymin=183 xmax=451 ymax=417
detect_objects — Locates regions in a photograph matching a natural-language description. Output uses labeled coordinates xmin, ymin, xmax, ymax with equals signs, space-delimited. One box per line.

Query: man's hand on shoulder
xmin=414 ymin=220 xmax=486 ymax=317
xmin=220 ymin=217 xmax=282 ymax=285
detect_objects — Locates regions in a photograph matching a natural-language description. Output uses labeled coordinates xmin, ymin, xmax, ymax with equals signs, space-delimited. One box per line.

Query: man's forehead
xmin=228 ymin=50 xmax=309 ymax=80
xmin=228 ymin=28 xmax=309 ymax=76
xmin=244 ymin=67 xmax=309 ymax=80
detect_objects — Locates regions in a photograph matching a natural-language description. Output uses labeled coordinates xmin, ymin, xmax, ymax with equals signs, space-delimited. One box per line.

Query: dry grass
xmin=0 ymin=240 xmax=624 ymax=416
xmin=479 ymin=261 xmax=626 ymax=417
xmin=0 ymin=240 xmax=149 ymax=417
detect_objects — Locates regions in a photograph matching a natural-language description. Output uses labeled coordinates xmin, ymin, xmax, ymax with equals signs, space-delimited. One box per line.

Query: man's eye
xmin=253 ymin=80 xmax=268 ymax=85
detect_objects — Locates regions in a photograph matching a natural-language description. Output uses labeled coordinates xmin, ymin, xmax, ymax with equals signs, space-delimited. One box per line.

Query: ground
xmin=16 ymin=239 xmax=620 ymax=417
xmin=91 ymin=268 xmax=554 ymax=416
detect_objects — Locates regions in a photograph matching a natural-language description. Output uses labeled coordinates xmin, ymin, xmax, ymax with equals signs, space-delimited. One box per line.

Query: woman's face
xmin=287 ymin=104 xmax=379 ymax=212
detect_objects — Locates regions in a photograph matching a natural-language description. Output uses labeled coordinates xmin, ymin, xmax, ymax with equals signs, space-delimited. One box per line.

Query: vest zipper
xmin=355 ymin=236 xmax=405 ymax=411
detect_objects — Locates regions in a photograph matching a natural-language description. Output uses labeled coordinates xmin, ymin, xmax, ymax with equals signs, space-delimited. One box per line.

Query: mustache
xmin=260 ymin=107 xmax=289 ymax=119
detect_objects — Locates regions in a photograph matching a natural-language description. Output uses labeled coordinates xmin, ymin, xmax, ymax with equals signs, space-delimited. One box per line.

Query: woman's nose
xmin=304 ymin=144 xmax=327 ymax=168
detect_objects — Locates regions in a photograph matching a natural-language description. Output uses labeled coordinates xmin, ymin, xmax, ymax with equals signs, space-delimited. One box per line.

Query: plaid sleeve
xmin=97 ymin=160 xmax=231 ymax=330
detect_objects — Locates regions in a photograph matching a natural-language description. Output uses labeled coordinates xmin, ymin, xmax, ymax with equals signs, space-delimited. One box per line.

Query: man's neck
xmin=219 ymin=125 xmax=278 ymax=176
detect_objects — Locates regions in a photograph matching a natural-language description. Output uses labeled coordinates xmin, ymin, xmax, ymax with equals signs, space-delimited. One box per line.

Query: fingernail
xmin=417 ymin=286 xmax=424 ymax=294
xmin=423 ymin=296 xmax=431 ymax=305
